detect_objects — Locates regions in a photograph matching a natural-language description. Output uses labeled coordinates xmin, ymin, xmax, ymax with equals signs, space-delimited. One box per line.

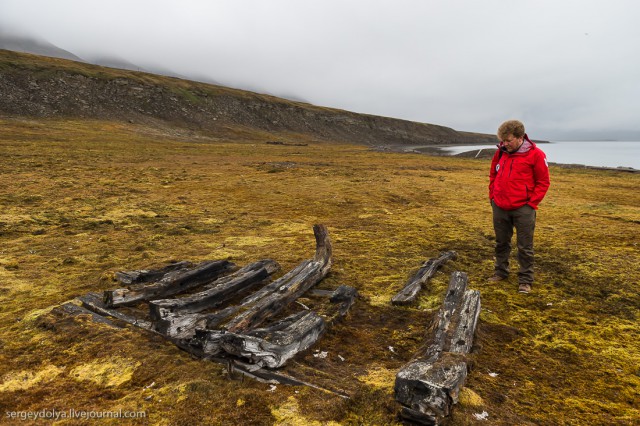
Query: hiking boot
xmin=487 ymin=274 xmax=507 ymax=282
xmin=518 ymin=283 xmax=532 ymax=293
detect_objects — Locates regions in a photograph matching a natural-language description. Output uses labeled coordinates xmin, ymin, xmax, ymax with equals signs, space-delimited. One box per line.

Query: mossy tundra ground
xmin=0 ymin=117 xmax=638 ymax=425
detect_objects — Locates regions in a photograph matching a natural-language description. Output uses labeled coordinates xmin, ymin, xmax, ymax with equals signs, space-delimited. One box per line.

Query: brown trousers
xmin=492 ymin=201 xmax=536 ymax=284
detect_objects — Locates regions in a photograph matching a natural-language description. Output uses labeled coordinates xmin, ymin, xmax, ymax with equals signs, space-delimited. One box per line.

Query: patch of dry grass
xmin=0 ymin=117 xmax=638 ymax=425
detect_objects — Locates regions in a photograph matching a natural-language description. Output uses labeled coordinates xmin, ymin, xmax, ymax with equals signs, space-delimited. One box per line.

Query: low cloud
xmin=1 ymin=0 xmax=639 ymax=139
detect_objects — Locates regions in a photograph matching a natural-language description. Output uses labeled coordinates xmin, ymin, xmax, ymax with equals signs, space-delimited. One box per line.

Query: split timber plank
xmin=148 ymin=259 xmax=280 ymax=320
xmin=78 ymin=292 xmax=153 ymax=330
xmin=219 ymin=284 xmax=357 ymax=368
xmin=153 ymin=306 xmax=239 ymax=339
xmin=115 ymin=261 xmax=192 ymax=286
xmin=391 ymin=251 xmax=457 ymax=305
xmin=104 ymin=260 xmax=237 ymax=307
xmin=191 ymin=285 xmax=357 ymax=365
xmin=394 ymin=271 xmax=481 ymax=425
xmin=220 ymin=311 xmax=326 ymax=368
xmin=239 ymin=260 xmax=313 ymax=306
xmin=421 ymin=271 xmax=481 ymax=361
xmin=52 ymin=302 xmax=121 ymax=328
xmin=327 ymin=285 xmax=358 ymax=322
xmin=223 ymin=224 xmax=332 ymax=333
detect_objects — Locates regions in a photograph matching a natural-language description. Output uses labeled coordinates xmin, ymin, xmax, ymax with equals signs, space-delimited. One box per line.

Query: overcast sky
xmin=1 ymin=0 xmax=639 ymax=139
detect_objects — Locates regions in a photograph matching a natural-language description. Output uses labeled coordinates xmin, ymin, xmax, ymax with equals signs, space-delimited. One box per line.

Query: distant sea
xmin=441 ymin=141 xmax=640 ymax=169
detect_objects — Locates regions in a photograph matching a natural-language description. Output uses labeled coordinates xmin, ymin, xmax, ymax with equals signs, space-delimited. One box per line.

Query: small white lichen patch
xmin=473 ymin=411 xmax=489 ymax=421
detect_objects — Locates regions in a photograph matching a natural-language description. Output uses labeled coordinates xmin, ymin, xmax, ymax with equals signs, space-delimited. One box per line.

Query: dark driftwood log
xmin=220 ymin=310 xmax=326 ymax=368
xmin=391 ymin=251 xmax=457 ymax=305
xmin=148 ymin=259 xmax=280 ymax=321
xmin=328 ymin=285 xmax=358 ymax=320
xmin=52 ymin=302 xmax=120 ymax=327
xmin=115 ymin=261 xmax=193 ymax=286
xmin=394 ymin=271 xmax=481 ymax=425
xmin=153 ymin=306 xmax=240 ymax=339
xmin=223 ymin=224 xmax=332 ymax=333
xmin=78 ymin=292 xmax=154 ymax=330
xmin=104 ymin=260 xmax=237 ymax=307
xmin=421 ymin=272 xmax=481 ymax=361
xmin=189 ymin=285 xmax=357 ymax=364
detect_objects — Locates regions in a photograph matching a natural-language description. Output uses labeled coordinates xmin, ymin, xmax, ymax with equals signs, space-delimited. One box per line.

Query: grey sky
xmin=1 ymin=0 xmax=639 ymax=139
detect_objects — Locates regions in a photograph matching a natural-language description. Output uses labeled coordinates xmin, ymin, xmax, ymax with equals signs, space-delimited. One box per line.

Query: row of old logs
xmin=392 ymin=253 xmax=481 ymax=425
xmin=72 ymin=224 xmax=357 ymax=371
xmin=59 ymin=226 xmax=480 ymax=418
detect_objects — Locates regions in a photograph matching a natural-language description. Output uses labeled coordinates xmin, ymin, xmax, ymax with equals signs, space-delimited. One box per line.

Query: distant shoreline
xmin=374 ymin=143 xmax=640 ymax=173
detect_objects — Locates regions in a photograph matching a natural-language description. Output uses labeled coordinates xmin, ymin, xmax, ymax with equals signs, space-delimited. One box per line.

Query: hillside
xmin=0 ymin=49 xmax=497 ymax=146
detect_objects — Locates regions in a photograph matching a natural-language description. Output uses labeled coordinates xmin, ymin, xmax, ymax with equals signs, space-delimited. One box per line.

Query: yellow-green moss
xmin=0 ymin=117 xmax=637 ymax=425
xmin=357 ymin=366 xmax=397 ymax=391
xmin=0 ymin=365 xmax=64 ymax=392
xmin=271 ymin=396 xmax=341 ymax=426
xmin=458 ymin=388 xmax=484 ymax=408
xmin=69 ymin=357 xmax=140 ymax=387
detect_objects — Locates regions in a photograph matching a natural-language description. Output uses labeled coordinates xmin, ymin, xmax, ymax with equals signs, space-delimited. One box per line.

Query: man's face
xmin=503 ymin=134 xmax=524 ymax=153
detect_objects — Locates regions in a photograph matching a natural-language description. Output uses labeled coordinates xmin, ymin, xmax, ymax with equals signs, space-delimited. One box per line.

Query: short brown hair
xmin=497 ymin=120 xmax=525 ymax=140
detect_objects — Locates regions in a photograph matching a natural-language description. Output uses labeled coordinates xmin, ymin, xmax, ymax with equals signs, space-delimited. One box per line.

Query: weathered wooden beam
xmin=188 ymin=329 xmax=227 ymax=356
xmin=78 ymin=292 xmax=153 ymax=330
xmin=394 ymin=271 xmax=481 ymax=425
xmin=395 ymin=354 xmax=468 ymax=424
xmin=421 ymin=271 xmax=481 ymax=361
xmin=213 ymin=285 xmax=355 ymax=368
xmin=223 ymin=224 xmax=332 ymax=333
xmin=220 ymin=310 xmax=326 ymax=368
xmin=239 ymin=260 xmax=313 ymax=306
xmin=391 ymin=251 xmax=457 ymax=305
xmin=52 ymin=302 xmax=121 ymax=328
xmin=188 ymin=285 xmax=357 ymax=365
xmin=328 ymin=285 xmax=358 ymax=321
xmin=148 ymin=259 xmax=280 ymax=321
xmin=104 ymin=260 xmax=237 ymax=307
xmin=153 ymin=306 xmax=240 ymax=339
xmin=115 ymin=261 xmax=193 ymax=286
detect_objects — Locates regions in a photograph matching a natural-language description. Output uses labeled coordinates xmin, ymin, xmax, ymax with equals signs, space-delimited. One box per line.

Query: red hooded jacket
xmin=489 ymin=135 xmax=550 ymax=210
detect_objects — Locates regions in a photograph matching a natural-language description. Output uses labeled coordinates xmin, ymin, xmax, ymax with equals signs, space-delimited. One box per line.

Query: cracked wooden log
xmin=190 ymin=285 xmax=357 ymax=362
xmin=148 ymin=259 xmax=280 ymax=321
xmin=217 ymin=285 xmax=357 ymax=367
xmin=153 ymin=306 xmax=240 ymax=339
xmin=391 ymin=251 xmax=457 ymax=305
xmin=52 ymin=302 xmax=121 ymax=328
xmin=78 ymin=292 xmax=153 ymax=330
xmin=104 ymin=260 xmax=237 ymax=307
xmin=220 ymin=310 xmax=326 ymax=368
xmin=115 ymin=261 xmax=193 ymax=286
xmin=327 ymin=285 xmax=358 ymax=321
xmin=223 ymin=224 xmax=332 ymax=333
xmin=394 ymin=271 xmax=481 ymax=425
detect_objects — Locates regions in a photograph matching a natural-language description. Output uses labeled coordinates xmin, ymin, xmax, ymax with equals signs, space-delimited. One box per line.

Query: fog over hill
xmin=0 ymin=49 xmax=500 ymax=146
xmin=0 ymin=31 xmax=82 ymax=62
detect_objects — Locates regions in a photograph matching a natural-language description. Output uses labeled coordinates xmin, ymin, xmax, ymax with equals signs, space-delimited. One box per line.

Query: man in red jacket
xmin=488 ymin=120 xmax=550 ymax=293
